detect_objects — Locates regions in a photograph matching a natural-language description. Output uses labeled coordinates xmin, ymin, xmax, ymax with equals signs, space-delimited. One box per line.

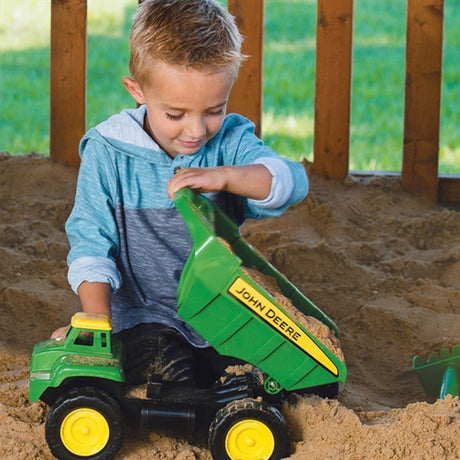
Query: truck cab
xmin=29 ymin=312 xmax=124 ymax=405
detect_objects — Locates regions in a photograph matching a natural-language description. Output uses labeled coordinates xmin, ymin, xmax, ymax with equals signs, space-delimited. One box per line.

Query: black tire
xmin=45 ymin=387 xmax=124 ymax=460
xmin=209 ymin=398 xmax=290 ymax=460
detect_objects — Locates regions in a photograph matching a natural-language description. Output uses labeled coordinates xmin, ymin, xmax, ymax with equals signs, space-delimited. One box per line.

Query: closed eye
xmin=165 ymin=107 xmax=224 ymax=121
xmin=166 ymin=112 xmax=184 ymax=121
xmin=207 ymin=108 xmax=224 ymax=117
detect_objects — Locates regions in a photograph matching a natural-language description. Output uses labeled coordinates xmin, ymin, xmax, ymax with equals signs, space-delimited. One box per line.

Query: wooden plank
xmin=50 ymin=0 xmax=87 ymax=167
xmin=438 ymin=175 xmax=460 ymax=206
xmin=402 ymin=0 xmax=444 ymax=202
xmin=227 ymin=0 xmax=264 ymax=137
xmin=313 ymin=0 xmax=353 ymax=179
xmin=352 ymin=171 xmax=460 ymax=206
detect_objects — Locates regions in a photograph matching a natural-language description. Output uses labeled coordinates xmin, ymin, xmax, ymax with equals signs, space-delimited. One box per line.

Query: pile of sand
xmin=0 ymin=153 xmax=458 ymax=459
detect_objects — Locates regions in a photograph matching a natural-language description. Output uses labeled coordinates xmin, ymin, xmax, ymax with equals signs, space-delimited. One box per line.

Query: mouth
xmin=179 ymin=139 xmax=203 ymax=149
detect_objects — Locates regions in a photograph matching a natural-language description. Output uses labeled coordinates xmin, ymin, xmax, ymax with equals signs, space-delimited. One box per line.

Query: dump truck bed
xmin=175 ymin=188 xmax=346 ymax=393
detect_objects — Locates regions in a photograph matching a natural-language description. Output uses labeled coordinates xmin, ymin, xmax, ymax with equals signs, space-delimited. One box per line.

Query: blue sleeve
xmin=65 ymin=136 xmax=122 ymax=292
xmin=248 ymin=156 xmax=308 ymax=215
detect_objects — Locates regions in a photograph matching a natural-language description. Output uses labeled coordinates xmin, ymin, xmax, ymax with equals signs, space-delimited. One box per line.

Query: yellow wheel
xmin=225 ymin=419 xmax=275 ymax=459
xmin=45 ymin=387 xmax=124 ymax=460
xmin=209 ymin=398 xmax=289 ymax=460
xmin=60 ymin=407 xmax=110 ymax=456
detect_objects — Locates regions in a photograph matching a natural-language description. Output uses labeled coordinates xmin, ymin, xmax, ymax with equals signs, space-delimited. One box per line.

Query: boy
xmin=52 ymin=0 xmax=308 ymax=387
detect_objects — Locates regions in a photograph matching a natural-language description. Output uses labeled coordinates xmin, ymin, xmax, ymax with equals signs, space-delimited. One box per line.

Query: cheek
xmin=150 ymin=115 xmax=179 ymax=139
xmin=206 ymin=116 xmax=225 ymax=136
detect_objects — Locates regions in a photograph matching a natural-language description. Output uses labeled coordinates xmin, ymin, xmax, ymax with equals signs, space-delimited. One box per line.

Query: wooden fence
xmin=49 ymin=0 xmax=459 ymax=205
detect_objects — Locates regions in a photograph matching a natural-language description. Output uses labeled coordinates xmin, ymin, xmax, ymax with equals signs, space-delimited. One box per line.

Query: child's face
xmin=123 ymin=61 xmax=235 ymax=158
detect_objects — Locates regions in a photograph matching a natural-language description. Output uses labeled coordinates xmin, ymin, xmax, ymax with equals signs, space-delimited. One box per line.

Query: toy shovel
xmin=412 ymin=345 xmax=460 ymax=399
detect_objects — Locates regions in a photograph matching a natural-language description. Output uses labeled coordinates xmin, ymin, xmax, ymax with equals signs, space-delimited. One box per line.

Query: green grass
xmin=1 ymin=0 xmax=459 ymax=173
xmin=0 ymin=0 xmax=134 ymax=154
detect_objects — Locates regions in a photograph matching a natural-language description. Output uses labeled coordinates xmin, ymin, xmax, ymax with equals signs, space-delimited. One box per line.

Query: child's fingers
xmin=167 ymin=168 xmax=206 ymax=198
xmin=51 ymin=324 xmax=70 ymax=339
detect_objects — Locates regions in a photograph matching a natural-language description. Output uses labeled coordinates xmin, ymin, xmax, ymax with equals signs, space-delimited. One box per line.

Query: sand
xmin=0 ymin=152 xmax=458 ymax=459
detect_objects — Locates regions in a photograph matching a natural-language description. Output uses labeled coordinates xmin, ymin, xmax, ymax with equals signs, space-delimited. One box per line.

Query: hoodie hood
xmin=80 ymin=105 xmax=174 ymax=165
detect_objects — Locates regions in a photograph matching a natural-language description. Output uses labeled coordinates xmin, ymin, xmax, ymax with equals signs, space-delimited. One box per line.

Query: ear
xmin=122 ymin=77 xmax=145 ymax=105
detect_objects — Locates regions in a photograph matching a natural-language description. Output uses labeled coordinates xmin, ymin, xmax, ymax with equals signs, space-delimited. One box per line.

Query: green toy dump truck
xmin=29 ymin=188 xmax=347 ymax=460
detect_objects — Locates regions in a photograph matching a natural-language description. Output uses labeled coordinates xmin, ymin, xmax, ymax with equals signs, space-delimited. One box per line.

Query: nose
xmin=184 ymin=115 xmax=206 ymax=139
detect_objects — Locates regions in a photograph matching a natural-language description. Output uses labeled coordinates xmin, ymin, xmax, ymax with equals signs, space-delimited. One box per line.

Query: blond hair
xmin=129 ymin=0 xmax=245 ymax=85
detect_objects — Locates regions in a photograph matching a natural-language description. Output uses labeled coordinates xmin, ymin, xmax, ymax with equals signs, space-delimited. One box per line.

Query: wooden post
xmin=227 ymin=0 xmax=264 ymax=138
xmin=50 ymin=0 xmax=87 ymax=167
xmin=313 ymin=0 xmax=353 ymax=179
xmin=402 ymin=0 xmax=444 ymax=202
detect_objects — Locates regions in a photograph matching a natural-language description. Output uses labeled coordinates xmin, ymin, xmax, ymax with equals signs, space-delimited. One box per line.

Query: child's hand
xmin=167 ymin=164 xmax=272 ymax=201
xmin=51 ymin=324 xmax=70 ymax=339
xmin=167 ymin=167 xmax=227 ymax=199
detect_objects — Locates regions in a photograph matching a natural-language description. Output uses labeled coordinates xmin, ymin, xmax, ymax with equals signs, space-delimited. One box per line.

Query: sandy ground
xmin=0 ymin=153 xmax=458 ymax=459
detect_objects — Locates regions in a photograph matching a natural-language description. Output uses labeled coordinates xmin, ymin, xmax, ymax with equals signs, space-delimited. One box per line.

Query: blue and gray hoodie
xmin=66 ymin=105 xmax=308 ymax=346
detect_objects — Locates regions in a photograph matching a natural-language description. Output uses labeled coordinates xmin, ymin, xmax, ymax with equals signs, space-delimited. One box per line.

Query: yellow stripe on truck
xmin=228 ymin=276 xmax=338 ymax=377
